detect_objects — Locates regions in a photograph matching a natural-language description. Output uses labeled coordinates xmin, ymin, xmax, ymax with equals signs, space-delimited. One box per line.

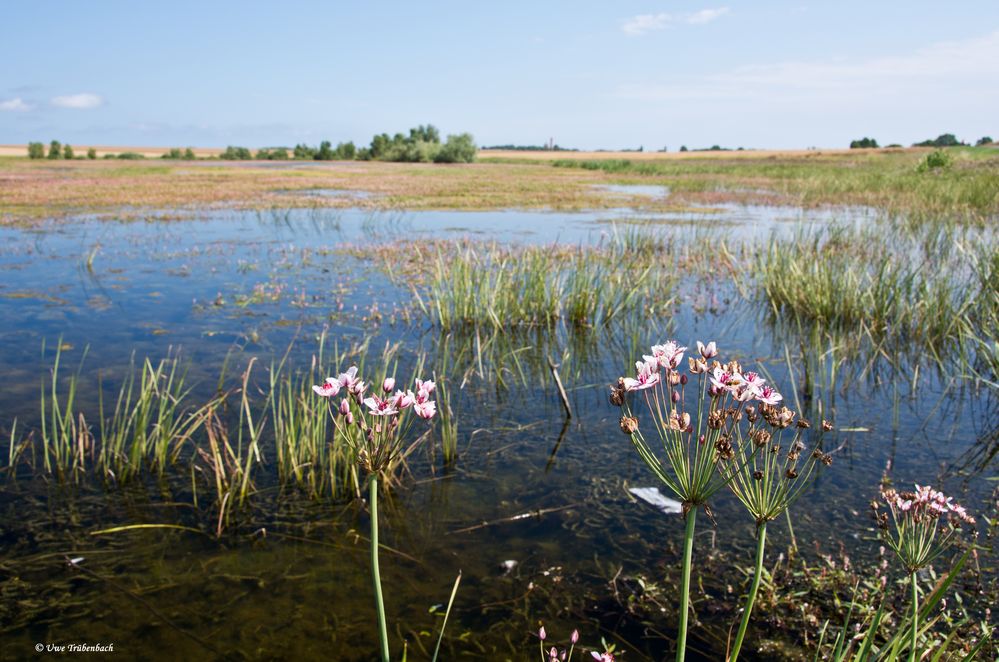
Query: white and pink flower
xmin=756 ymin=385 xmax=782 ymax=406
xmin=623 ymin=359 xmax=661 ymax=392
xmin=362 ymin=396 xmax=399 ymax=417
xmin=696 ymin=340 xmax=718 ymax=359
xmin=312 ymin=377 xmax=340 ymax=398
xmin=414 ymin=399 xmax=437 ymax=420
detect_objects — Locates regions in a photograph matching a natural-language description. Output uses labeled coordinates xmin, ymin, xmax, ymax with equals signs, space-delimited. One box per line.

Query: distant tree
xmin=48 ymin=140 xmax=62 ymax=159
xmin=369 ymin=134 xmax=390 ymax=159
xmin=679 ymin=145 xmax=688 ymax=152
xmin=116 ymin=152 xmax=145 ymax=159
xmin=434 ymin=133 xmax=477 ymax=163
xmin=850 ymin=137 xmax=879 ymax=149
xmin=976 ymin=136 xmax=994 ymax=146
xmin=62 ymin=144 xmax=74 ymax=159
xmin=163 ymin=148 xmax=184 ymax=159
xmin=220 ymin=146 xmax=253 ymax=160
xmin=27 ymin=142 xmax=45 ymax=159
xmin=334 ymin=141 xmax=356 ymax=160
xmin=86 ymin=148 xmax=97 ymax=159
xmin=183 ymin=148 xmax=196 ymax=160
xmin=913 ymin=133 xmax=962 ymax=148
xmin=293 ymin=143 xmax=316 ymax=159
xmin=315 ymin=140 xmax=335 ymax=160
xmin=409 ymin=124 xmax=440 ymax=143
xmin=709 ymin=145 xmax=722 ymax=151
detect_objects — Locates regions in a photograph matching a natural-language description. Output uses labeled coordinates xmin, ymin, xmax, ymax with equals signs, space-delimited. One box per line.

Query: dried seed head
xmin=793 ymin=440 xmax=805 ymax=452
xmin=821 ymin=453 xmax=833 ymax=466
xmin=751 ymin=428 xmax=772 ymax=447
xmin=796 ymin=419 xmax=811 ymax=429
xmin=714 ymin=435 xmax=734 ymax=461
xmin=786 ymin=468 xmax=798 ymax=479
xmin=619 ymin=416 xmax=639 ymax=435
xmin=788 ymin=451 xmax=800 ymax=462
xmin=822 ymin=420 xmax=834 ymax=431
xmin=609 ymin=381 xmax=625 ymax=407
xmin=812 ymin=448 xmax=824 ymax=459
xmin=708 ymin=410 xmax=725 ymax=430
xmin=753 ymin=470 xmax=764 ymax=481
xmin=668 ymin=370 xmax=681 ymax=386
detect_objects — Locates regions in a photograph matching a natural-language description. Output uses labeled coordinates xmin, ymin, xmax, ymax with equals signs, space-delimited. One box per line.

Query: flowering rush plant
xmin=872 ymin=484 xmax=975 ymax=662
xmin=313 ymin=365 xmax=437 ymax=662
xmin=612 ymin=339 xmax=831 ymax=662
xmin=874 ymin=483 xmax=975 ymax=573
xmin=313 ymin=366 xmax=436 ymax=478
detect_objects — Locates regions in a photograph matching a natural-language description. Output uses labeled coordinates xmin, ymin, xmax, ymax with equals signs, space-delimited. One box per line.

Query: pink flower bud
xmin=382 ymin=377 xmax=395 ymax=393
xmin=339 ymin=399 xmax=350 ymax=416
xmin=571 ymin=629 xmax=579 ymax=644
xmin=539 ymin=626 xmax=546 ymax=641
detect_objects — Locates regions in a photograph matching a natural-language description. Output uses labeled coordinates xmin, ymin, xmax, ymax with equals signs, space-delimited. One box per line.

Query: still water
xmin=0 ymin=202 xmax=992 ymax=660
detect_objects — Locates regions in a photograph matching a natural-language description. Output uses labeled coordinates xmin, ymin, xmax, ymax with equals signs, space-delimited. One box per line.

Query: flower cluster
xmin=874 ymin=483 xmax=976 ymax=572
xmin=313 ymin=366 xmax=436 ymax=476
xmin=537 ymin=626 xmax=614 ymax=662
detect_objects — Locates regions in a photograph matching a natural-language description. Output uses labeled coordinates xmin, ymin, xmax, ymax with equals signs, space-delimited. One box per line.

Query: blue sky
xmin=2 ymin=2 xmax=997 ymax=150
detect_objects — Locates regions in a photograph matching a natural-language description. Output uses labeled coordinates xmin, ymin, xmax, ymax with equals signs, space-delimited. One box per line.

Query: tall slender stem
xmin=908 ymin=571 xmax=918 ymax=662
xmin=370 ymin=474 xmax=390 ymax=662
xmin=677 ymin=507 xmax=697 ymax=662
xmin=730 ymin=522 xmax=767 ymax=662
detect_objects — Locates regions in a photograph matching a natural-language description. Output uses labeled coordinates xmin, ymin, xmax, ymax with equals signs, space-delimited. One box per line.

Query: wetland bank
xmin=1 ymin=150 xmax=997 ymax=660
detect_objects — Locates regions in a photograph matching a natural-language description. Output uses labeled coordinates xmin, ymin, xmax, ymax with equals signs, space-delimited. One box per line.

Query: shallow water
xmin=0 ymin=204 xmax=993 ymax=660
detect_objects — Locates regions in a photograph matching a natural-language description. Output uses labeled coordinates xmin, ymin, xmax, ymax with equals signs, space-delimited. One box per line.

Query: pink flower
xmin=539 ymin=626 xmax=546 ymax=642
xmin=414 ymin=399 xmax=437 ymax=420
xmin=571 ymin=629 xmax=579 ymax=644
xmin=651 ymin=341 xmax=687 ymax=369
xmin=363 ymin=396 xmax=399 ymax=417
xmin=591 ymin=653 xmax=615 ymax=662
xmin=415 ymin=378 xmax=436 ymax=402
xmin=710 ymin=366 xmax=743 ymax=393
xmin=742 ymin=371 xmax=765 ymax=395
xmin=392 ymin=389 xmax=416 ymax=409
xmin=623 ymin=359 xmax=660 ymax=392
xmin=382 ymin=377 xmax=396 ymax=393
xmin=312 ymin=377 xmax=340 ymax=398
xmin=338 ymin=366 xmax=359 ymax=389
xmin=756 ymin=385 xmax=782 ymax=406
xmin=697 ymin=340 xmax=718 ymax=359
xmin=339 ymin=398 xmax=351 ymax=416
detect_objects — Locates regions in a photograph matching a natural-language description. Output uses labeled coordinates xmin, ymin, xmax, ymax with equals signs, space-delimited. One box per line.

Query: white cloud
xmin=622 ymin=8 xmax=729 ymax=35
xmin=617 ymin=30 xmax=999 ymax=102
xmin=51 ymin=93 xmax=104 ymax=109
xmin=0 ymin=97 xmax=32 ymax=111
xmin=686 ymin=8 xmax=729 ymax=24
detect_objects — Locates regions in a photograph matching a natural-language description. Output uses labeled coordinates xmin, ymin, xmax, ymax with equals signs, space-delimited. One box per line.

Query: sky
xmin=1 ymin=1 xmax=997 ymax=150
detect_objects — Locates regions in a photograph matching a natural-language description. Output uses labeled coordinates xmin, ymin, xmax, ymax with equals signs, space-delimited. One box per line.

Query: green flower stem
xmin=909 ymin=571 xmax=918 ymax=662
xmin=677 ymin=507 xmax=697 ymax=662
xmin=370 ymin=474 xmax=390 ymax=662
xmin=730 ymin=522 xmax=767 ymax=662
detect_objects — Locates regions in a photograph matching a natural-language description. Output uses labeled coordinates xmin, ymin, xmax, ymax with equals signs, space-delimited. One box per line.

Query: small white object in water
xmin=67 ymin=557 xmax=84 ymax=566
xmin=500 ymin=560 xmax=518 ymax=575
xmin=629 ymin=487 xmax=683 ymax=514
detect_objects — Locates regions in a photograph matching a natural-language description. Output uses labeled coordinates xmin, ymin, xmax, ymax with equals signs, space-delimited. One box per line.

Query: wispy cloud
xmin=51 ymin=93 xmax=104 ymax=109
xmin=617 ymin=30 xmax=999 ymax=102
xmin=0 ymin=97 xmax=32 ymax=112
xmin=621 ymin=7 xmax=729 ymax=35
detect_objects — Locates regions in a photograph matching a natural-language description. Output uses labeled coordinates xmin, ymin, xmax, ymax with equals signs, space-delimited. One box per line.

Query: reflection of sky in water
xmin=0 ymin=205 xmax=992 ymax=659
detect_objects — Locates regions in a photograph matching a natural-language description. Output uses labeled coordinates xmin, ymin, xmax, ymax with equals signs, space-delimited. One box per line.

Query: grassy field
xmin=2 ymin=145 xmax=997 ymax=224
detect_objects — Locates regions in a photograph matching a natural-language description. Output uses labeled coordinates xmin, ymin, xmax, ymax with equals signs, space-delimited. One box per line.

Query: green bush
xmin=256 ymin=147 xmax=290 ymax=160
xmin=334 ymin=141 xmax=356 ymax=160
xmin=916 ymin=149 xmax=953 ymax=172
xmin=293 ymin=143 xmax=316 ymax=160
xmin=27 ymin=142 xmax=45 ymax=159
xmin=62 ymin=144 xmax=74 ymax=159
xmin=434 ymin=133 xmax=477 ymax=163
xmin=976 ymin=136 xmax=994 ymax=146
xmin=86 ymin=148 xmax=97 ymax=160
xmin=220 ymin=146 xmax=253 ymax=160
xmin=116 ymin=152 xmax=145 ymax=160
xmin=914 ymin=133 xmax=962 ymax=148
xmin=48 ymin=140 xmax=62 ymax=159
xmin=849 ymin=137 xmax=878 ymax=149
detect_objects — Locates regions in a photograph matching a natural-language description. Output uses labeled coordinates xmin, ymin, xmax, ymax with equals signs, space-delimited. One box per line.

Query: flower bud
xmin=339 ymin=398 xmax=350 ymax=416
xmin=382 ymin=377 xmax=395 ymax=393
xmin=671 ymin=390 xmax=680 ymax=403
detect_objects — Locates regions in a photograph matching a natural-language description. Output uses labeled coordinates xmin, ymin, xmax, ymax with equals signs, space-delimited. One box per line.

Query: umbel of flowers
xmin=612 ymin=340 xmax=831 ymax=662
xmin=873 ymin=483 xmax=976 ymax=662
xmin=314 ymin=366 xmax=436 ymax=662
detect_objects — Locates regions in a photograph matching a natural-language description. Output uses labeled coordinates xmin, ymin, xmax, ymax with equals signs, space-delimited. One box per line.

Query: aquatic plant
xmin=536 ymin=625 xmax=616 ymax=661
xmin=872 ymin=484 xmax=977 ymax=662
xmin=723 ymin=401 xmax=833 ymax=661
xmin=313 ymin=366 xmax=437 ymax=662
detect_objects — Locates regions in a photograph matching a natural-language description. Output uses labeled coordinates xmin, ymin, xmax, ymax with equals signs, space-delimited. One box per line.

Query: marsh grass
xmin=415 ymin=241 xmax=675 ymax=331
xmin=757 ymin=222 xmax=995 ymax=378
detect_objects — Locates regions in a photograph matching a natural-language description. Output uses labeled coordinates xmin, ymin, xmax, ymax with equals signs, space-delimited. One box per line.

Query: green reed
xmin=39 ymin=342 xmax=91 ymax=480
